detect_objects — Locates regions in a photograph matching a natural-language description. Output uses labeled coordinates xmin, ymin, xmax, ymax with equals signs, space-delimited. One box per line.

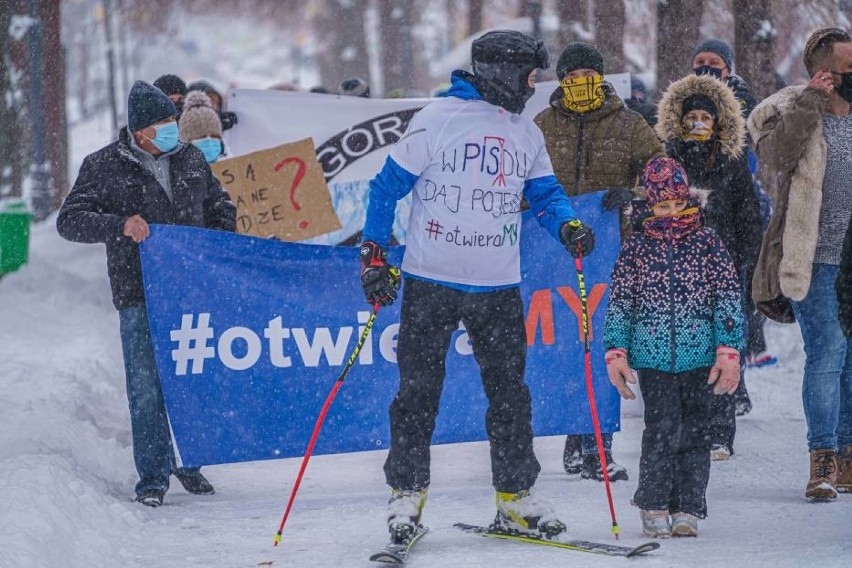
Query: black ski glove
xmin=560 ymin=221 xmax=596 ymax=258
xmin=220 ymin=111 xmax=238 ymax=131
xmin=602 ymin=187 xmax=636 ymax=211
xmin=360 ymin=241 xmax=401 ymax=307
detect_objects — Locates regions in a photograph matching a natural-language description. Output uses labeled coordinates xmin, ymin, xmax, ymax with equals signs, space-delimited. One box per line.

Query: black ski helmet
xmin=470 ymin=30 xmax=549 ymax=114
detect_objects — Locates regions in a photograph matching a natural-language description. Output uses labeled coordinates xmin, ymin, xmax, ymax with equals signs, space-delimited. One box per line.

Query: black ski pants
xmin=632 ymin=367 xmax=713 ymax=518
xmin=384 ymin=278 xmax=540 ymax=494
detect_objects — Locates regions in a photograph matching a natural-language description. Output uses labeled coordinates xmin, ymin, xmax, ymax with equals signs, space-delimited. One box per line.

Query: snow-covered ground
xmin=2 ymin=111 xmax=849 ymax=568
xmin=1 ymin=222 xmax=850 ymax=568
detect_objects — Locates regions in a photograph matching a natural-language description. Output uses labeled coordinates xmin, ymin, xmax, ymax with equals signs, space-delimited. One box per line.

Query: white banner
xmin=223 ymin=74 xmax=630 ymax=244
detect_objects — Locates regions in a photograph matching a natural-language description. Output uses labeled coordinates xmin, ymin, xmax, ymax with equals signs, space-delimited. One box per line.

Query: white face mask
xmin=684 ymin=121 xmax=713 ymax=142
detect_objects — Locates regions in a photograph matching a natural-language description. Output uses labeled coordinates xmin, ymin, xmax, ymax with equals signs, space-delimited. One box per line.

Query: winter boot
xmin=710 ymin=444 xmax=731 ymax=461
xmin=495 ymin=489 xmax=567 ymax=538
xmin=580 ymin=453 xmax=628 ymax=482
xmin=670 ymin=512 xmax=699 ymax=537
xmin=387 ymin=489 xmax=427 ymax=543
xmin=563 ymin=435 xmax=583 ymax=475
xmin=639 ymin=509 xmax=671 ymax=538
xmin=173 ymin=469 xmax=215 ymax=495
xmin=136 ymin=489 xmax=164 ymax=507
xmin=805 ymin=449 xmax=839 ymax=502
xmin=835 ymin=445 xmax=852 ymax=493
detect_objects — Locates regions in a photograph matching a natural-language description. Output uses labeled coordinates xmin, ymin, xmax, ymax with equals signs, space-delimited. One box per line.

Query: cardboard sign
xmin=211 ymin=139 xmax=342 ymax=241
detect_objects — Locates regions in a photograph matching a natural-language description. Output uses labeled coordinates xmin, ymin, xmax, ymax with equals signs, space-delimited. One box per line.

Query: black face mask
xmin=472 ymin=61 xmax=536 ymax=114
xmin=694 ymin=65 xmax=724 ymax=80
xmin=834 ymin=71 xmax=852 ymax=103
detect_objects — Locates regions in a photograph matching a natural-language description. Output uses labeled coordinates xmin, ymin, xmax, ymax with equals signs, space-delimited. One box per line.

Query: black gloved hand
xmin=602 ymin=187 xmax=636 ymax=211
xmin=560 ymin=221 xmax=596 ymax=258
xmin=360 ymin=241 xmax=401 ymax=307
xmin=220 ymin=111 xmax=238 ymax=131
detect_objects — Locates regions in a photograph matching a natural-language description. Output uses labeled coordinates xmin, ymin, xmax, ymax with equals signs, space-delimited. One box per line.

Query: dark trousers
xmin=119 ymin=306 xmax=200 ymax=496
xmin=384 ymin=278 xmax=541 ymax=494
xmin=633 ymin=368 xmax=713 ymax=518
xmin=708 ymin=378 xmax=737 ymax=450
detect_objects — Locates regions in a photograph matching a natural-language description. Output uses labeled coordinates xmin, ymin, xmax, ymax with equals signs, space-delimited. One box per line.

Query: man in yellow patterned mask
xmin=560 ymin=68 xmax=606 ymax=113
xmin=534 ymin=41 xmax=664 ymax=485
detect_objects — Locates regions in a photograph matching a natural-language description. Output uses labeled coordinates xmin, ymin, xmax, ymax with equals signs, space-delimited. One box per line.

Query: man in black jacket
xmin=57 ymin=80 xmax=236 ymax=507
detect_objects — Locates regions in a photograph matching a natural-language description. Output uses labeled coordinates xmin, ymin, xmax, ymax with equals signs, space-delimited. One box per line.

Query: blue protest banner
xmin=140 ymin=192 xmax=620 ymax=467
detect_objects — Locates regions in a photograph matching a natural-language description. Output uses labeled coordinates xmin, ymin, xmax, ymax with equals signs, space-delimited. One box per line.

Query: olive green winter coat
xmin=534 ymin=84 xmax=664 ymax=197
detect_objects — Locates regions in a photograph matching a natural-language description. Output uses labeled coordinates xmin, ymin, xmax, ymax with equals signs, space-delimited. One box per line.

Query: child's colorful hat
xmin=642 ymin=157 xmax=691 ymax=206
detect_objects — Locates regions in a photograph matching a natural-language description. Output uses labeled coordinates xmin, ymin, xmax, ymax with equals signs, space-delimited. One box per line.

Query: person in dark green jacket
xmin=534 ymin=42 xmax=664 ymax=483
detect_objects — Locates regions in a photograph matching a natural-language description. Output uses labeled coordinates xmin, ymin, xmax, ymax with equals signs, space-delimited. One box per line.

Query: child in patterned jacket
xmin=603 ymin=157 xmax=744 ymax=539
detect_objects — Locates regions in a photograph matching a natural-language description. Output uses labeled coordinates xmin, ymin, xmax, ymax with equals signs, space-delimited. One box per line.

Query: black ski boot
xmin=563 ymin=435 xmax=583 ymax=475
xmin=581 ymin=453 xmax=628 ymax=482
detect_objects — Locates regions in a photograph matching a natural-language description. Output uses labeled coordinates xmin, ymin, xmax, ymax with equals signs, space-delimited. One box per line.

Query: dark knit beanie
xmin=693 ymin=39 xmax=734 ymax=71
xmin=556 ymin=42 xmax=605 ymax=79
xmin=681 ymin=93 xmax=718 ymax=121
xmin=127 ymin=80 xmax=176 ymax=132
xmin=153 ymin=74 xmax=187 ymax=97
xmin=642 ymin=157 xmax=691 ymax=207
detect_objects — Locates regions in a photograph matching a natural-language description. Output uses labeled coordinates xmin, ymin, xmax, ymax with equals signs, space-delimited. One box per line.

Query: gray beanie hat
xmin=178 ymin=90 xmax=223 ymax=141
xmin=693 ymin=39 xmax=734 ymax=71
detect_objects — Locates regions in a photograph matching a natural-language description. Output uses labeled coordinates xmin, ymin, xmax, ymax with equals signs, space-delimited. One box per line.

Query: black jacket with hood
xmin=653 ymin=74 xmax=763 ymax=275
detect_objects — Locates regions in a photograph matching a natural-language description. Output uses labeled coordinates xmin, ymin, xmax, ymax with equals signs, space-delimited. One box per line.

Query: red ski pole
xmin=568 ymin=225 xmax=620 ymax=539
xmin=273 ymin=275 xmax=394 ymax=546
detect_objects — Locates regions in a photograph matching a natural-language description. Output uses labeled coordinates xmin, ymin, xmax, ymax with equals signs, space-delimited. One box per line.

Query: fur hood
xmin=655 ymin=74 xmax=746 ymax=159
xmin=746 ymin=85 xmax=806 ymax=142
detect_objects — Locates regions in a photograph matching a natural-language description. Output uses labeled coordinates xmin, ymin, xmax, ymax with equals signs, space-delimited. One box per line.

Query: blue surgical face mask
xmin=693 ymin=65 xmax=724 ymax=79
xmin=148 ymin=121 xmax=180 ymax=153
xmin=193 ymin=137 xmax=224 ymax=163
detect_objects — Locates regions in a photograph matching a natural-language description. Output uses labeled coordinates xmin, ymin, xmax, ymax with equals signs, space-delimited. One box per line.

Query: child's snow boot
xmin=671 ymin=512 xmax=699 ymax=537
xmin=639 ymin=509 xmax=671 ymax=538
xmin=710 ymin=443 xmax=731 ymax=461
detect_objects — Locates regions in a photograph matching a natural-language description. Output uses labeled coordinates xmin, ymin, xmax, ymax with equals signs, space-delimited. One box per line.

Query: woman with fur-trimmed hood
xmin=655 ymin=74 xmax=764 ymax=276
xmin=655 ymin=74 xmax=763 ymax=461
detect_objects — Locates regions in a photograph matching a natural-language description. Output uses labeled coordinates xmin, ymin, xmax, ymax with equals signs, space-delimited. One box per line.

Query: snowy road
xmin=0 ymin=221 xmax=849 ymax=568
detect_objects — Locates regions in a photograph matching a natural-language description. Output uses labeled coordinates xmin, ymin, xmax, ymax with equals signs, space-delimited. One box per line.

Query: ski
xmin=454 ymin=523 xmax=660 ymax=558
xmin=369 ymin=525 xmax=429 ymax=564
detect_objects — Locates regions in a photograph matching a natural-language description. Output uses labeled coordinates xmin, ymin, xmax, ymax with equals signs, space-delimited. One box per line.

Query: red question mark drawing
xmin=273 ymin=157 xmax=309 ymax=229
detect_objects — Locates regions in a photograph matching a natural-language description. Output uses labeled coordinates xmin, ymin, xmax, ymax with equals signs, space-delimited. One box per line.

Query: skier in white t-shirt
xmin=359 ymin=30 xmax=595 ymax=544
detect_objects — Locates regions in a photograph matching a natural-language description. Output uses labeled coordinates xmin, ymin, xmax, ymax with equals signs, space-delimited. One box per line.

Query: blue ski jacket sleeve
xmin=361 ymin=156 xmax=419 ymax=248
xmin=524 ymin=174 xmax=578 ymax=243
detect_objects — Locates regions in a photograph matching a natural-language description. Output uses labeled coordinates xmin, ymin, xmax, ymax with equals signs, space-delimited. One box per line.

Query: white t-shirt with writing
xmin=390 ymin=96 xmax=555 ymax=287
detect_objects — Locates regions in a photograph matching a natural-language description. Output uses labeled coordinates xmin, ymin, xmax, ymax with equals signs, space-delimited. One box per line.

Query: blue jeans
xmin=119 ymin=306 xmax=199 ymax=495
xmin=580 ymin=433 xmax=613 ymax=456
xmin=791 ymin=264 xmax=852 ymax=452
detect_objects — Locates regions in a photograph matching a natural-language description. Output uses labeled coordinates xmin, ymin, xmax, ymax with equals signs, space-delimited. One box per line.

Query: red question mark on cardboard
xmin=273 ymin=157 xmax=309 ymax=229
